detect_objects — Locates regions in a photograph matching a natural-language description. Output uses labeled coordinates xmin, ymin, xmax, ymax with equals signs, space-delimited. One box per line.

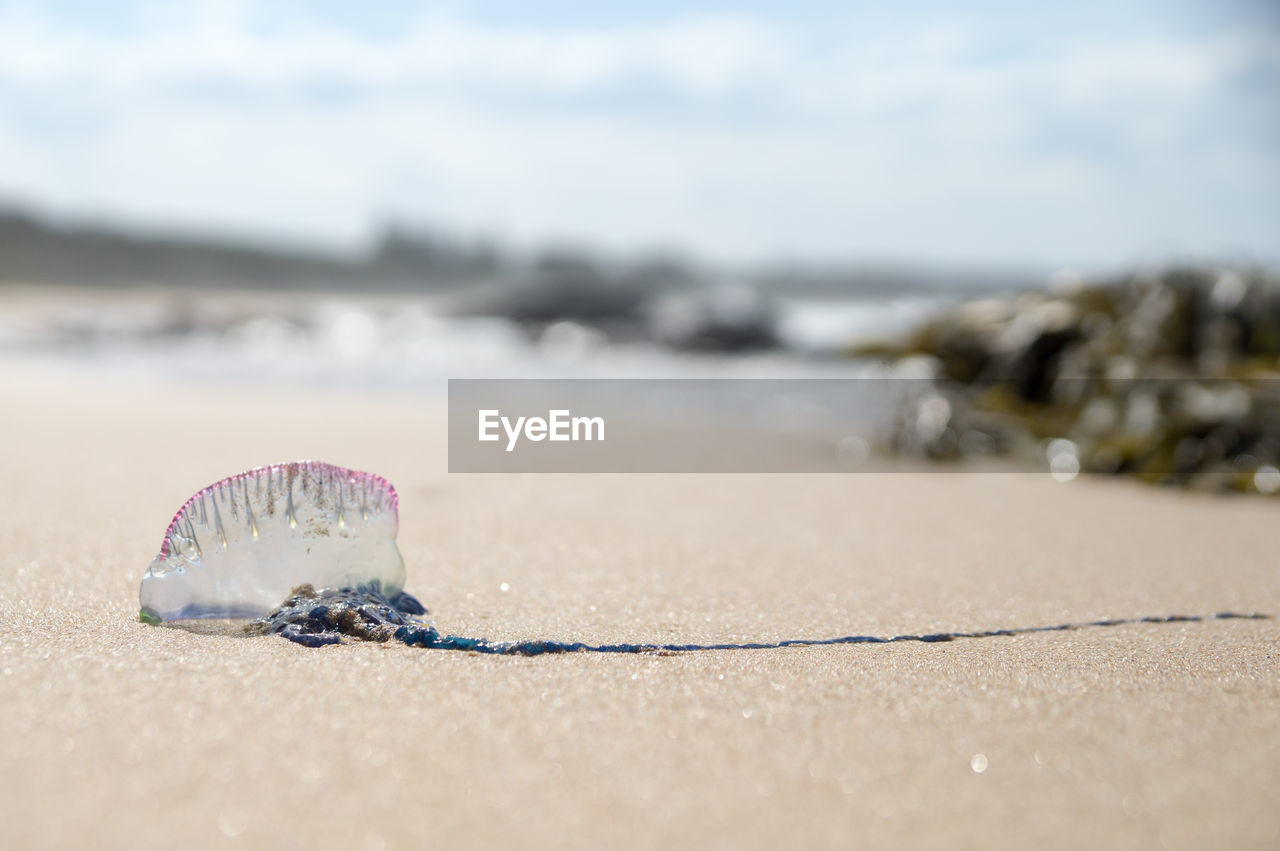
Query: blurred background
xmin=1 ymin=0 xmax=1278 ymax=487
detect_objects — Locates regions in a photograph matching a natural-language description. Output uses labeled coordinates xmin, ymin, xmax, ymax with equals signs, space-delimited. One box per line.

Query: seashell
xmin=139 ymin=461 xmax=404 ymax=622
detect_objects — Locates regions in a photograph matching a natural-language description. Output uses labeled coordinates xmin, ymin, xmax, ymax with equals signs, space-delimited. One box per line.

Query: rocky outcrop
xmin=864 ymin=267 xmax=1280 ymax=494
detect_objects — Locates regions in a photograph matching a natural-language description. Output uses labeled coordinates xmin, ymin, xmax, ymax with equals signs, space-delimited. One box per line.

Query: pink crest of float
xmin=156 ymin=461 xmax=398 ymax=557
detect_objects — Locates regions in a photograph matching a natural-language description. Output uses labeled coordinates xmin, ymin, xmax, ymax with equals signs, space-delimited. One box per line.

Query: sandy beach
xmin=1 ymin=360 xmax=1276 ymax=850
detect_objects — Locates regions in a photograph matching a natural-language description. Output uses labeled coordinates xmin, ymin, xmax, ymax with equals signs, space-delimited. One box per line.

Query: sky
xmin=0 ymin=0 xmax=1276 ymax=269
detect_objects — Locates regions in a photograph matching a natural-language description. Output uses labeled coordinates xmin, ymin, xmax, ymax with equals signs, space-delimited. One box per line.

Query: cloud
xmin=1 ymin=5 xmax=1268 ymax=111
xmin=0 ymin=7 xmax=787 ymax=96
xmin=0 ymin=4 xmax=1275 ymax=265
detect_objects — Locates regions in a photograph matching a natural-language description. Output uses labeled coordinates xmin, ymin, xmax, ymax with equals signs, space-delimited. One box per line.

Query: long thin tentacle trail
xmin=392 ymin=612 xmax=1269 ymax=655
xmin=247 ymin=585 xmax=1269 ymax=653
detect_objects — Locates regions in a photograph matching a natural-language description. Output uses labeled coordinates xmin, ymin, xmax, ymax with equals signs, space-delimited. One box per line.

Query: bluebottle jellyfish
xmin=140 ymin=462 xmax=1269 ymax=651
xmin=139 ymin=461 xmax=409 ymax=623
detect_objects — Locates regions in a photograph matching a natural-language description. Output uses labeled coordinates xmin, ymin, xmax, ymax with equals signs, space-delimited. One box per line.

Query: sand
xmin=0 ymin=360 xmax=1276 ymax=850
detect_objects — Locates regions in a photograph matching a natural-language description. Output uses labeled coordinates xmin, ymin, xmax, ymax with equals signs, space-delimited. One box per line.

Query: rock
xmin=647 ymin=282 xmax=780 ymax=352
xmin=867 ymin=266 xmax=1280 ymax=494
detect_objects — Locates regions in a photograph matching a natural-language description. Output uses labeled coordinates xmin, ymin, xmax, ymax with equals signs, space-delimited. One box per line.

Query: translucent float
xmin=139 ymin=461 xmax=404 ymax=622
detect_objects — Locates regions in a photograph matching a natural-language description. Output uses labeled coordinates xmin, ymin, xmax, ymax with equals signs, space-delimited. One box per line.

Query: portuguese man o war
xmin=139 ymin=461 xmax=409 ymax=623
xmin=141 ymin=461 xmax=1270 ymax=651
